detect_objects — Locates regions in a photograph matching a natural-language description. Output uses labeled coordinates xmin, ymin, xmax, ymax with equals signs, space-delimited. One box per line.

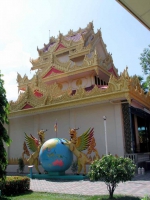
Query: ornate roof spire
xmin=87 ymin=21 xmax=94 ymax=30
xmin=49 ymin=36 xmax=56 ymax=43
xmin=58 ymin=31 xmax=63 ymax=42
xmin=37 ymin=46 xmax=42 ymax=56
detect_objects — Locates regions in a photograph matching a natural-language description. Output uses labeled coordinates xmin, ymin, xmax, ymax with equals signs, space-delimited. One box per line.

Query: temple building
xmin=7 ymin=22 xmax=150 ymax=173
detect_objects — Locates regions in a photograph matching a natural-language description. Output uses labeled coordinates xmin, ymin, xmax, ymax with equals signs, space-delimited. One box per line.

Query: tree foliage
xmin=132 ymin=75 xmax=149 ymax=92
xmin=139 ymin=45 xmax=150 ymax=75
xmin=88 ymin=155 xmax=136 ymax=199
xmin=0 ymin=71 xmax=11 ymax=181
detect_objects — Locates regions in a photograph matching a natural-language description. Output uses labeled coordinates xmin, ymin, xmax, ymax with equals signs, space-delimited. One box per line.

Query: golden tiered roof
xmin=17 ymin=22 xmax=118 ymax=91
xmin=9 ymin=22 xmax=150 ymax=117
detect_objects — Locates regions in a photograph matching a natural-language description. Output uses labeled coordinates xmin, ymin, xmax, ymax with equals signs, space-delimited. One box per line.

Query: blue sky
xmin=0 ymin=0 xmax=150 ymax=101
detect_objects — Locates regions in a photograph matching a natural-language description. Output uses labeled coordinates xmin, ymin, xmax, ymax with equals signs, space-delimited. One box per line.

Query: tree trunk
xmin=107 ymin=183 xmax=116 ymax=199
xmin=109 ymin=189 xmax=114 ymax=199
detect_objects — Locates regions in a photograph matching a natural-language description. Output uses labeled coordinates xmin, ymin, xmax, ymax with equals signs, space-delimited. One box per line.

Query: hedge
xmin=0 ymin=176 xmax=30 ymax=196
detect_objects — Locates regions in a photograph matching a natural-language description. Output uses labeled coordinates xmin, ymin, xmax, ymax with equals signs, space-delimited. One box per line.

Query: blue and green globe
xmin=39 ymin=138 xmax=73 ymax=172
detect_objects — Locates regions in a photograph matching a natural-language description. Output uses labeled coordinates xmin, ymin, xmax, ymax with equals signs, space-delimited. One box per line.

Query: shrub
xmin=0 ymin=176 xmax=30 ymax=196
xmin=88 ymin=154 xmax=136 ymax=199
xmin=141 ymin=195 xmax=150 ymax=200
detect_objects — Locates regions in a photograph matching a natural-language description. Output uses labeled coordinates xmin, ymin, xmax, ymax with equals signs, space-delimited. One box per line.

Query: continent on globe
xmin=39 ymin=138 xmax=73 ymax=172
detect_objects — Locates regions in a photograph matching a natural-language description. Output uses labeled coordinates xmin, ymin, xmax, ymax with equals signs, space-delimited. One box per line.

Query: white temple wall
xmin=64 ymin=76 xmax=93 ymax=91
xmin=8 ymin=102 xmax=124 ymax=161
xmin=61 ymin=76 xmax=93 ymax=91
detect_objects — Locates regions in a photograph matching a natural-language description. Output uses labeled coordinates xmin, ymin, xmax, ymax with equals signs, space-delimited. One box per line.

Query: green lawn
xmin=1 ymin=191 xmax=141 ymax=200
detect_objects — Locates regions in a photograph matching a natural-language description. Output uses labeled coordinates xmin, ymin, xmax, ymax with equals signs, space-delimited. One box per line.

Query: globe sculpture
xmin=23 ymin=128 xmax=100 ymax=176
xmin=39 ymin=138 xmax=73 ymax=172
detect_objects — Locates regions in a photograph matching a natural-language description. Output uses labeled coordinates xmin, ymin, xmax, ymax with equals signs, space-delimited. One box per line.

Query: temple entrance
xmin=131 ymin=107 xmax=150 ymax=153
xmin=137 ymin=116 xmax=150 ymax=152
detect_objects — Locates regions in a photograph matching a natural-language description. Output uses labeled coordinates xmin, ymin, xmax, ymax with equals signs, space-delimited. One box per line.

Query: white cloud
xmin=3 ymin=72 xmax=18 ymax=101
xmin=0 ymin=0 xmax=31 ymax=43
xmin=0 ymin=41 xmax=34 ymax=101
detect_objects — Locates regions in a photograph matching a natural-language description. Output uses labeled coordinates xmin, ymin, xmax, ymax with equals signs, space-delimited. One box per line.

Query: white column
xmin=103 ymin=116 xmax=108 ymax=155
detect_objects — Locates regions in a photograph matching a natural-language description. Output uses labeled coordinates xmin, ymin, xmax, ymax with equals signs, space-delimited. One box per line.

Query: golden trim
xmin=10 ymin=67 xmax=150 ymax=118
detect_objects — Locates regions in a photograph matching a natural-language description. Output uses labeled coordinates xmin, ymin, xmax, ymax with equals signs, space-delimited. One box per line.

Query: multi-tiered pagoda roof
xmin=9 ymin=22 xmax=150 ymax=116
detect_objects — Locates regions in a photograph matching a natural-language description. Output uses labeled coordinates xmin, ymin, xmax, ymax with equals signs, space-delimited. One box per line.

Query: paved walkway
xmin=29 ymin=172 xmax=150 ymax=197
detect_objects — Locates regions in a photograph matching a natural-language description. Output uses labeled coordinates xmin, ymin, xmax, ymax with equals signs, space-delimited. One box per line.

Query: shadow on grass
xmin=90 ymin=195 xmax=141 ymax=200
xmin=1 ymin=190 xmax=34 ymax=199
xmin=105 ymin=196 xmax=141 ymax=200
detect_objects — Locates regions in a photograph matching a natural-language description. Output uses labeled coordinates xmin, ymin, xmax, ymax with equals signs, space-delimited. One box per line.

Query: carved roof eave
xmin=99 ymin=65 xmax=112 ymax=76
xmin=10 ymin=88 xmax=150 ymax=118
xmin=9 ymin=68 xmax=150 ymax=118
xmin=31 ymin=44 xmax=91 ymax=70
xmin=42 ymin=65 xmax=99 ymax=83
xmin=31 ymin=41 xmax=85 ymax=70
xmin=31 ymin=62 xmax=49 ymax=70
xmin=37 ymin=37 xmax=84 ymax=57
xmin=8 ymin=90 xmax=131 ymax=119
xmin=69 ymin=48 xmax=90 ymax=60
xmin=129 ymin=90 xmax=150 ymax=109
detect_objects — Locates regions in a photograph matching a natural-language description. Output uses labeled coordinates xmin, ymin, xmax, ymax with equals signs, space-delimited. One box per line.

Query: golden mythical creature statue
xmin=22 ymin=129 xmax=46 ymax=174
xmin=69 ymin=128 xmax=100 ymax=159
xmin=61 ymin=138 xmax=91 ymax=175
xmin=68 ymin=127 xmax=100 ymax=174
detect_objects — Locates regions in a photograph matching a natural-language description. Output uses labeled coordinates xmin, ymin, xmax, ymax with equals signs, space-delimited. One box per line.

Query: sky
xmin=0 ymin=0 xmax=150 ymax=101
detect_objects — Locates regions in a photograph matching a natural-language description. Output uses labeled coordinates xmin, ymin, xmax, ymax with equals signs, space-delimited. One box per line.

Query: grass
xmin=0 ymin=191 xmax=142 ymax=200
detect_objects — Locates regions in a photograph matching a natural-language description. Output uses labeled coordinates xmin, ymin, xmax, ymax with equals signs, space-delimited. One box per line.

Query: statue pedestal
xmin=27 ymin=173 xmax=88 ymax=180
xmin=48 ymin=171 xmax=65 ymax=176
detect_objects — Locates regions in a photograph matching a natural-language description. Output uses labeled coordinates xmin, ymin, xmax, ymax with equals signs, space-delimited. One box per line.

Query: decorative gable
xmin=34 ymin=90 xmax=43 ymax=98
xmin=22 ymin=103 xmax=33 ymax=110
xmin=55 ymin=43 xmax=66 ymax=51
xmin=43 ymin=67 xmax=63 ymax=78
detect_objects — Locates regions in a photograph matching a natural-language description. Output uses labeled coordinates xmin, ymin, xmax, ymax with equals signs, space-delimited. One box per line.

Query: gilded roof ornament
xmin=97 ymin=29 xmax=102 ymax=38
xmin=67 ymin=29 xmax=74 ymax=36
xmin=30 ymin=57 xmax=40 ymax=65
xmin=87 ymin=21 xmax=94 ymax=30
xmin=58 ymin=31 xmax=63 ymax=42
xmin=122 ymin=66 xmax=129 ymax=79
xmin=37 ymin=46 xmax=42 ymax=56
xmin=78 ymin=27 xmax=82 ymax=32
xmin=49 ymin=36 xmax=56 ymax=43
xmin=104 ymin=53 xmax=111 ymax=64
xmin=16 ymin=73 xmax=22 ymax=84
